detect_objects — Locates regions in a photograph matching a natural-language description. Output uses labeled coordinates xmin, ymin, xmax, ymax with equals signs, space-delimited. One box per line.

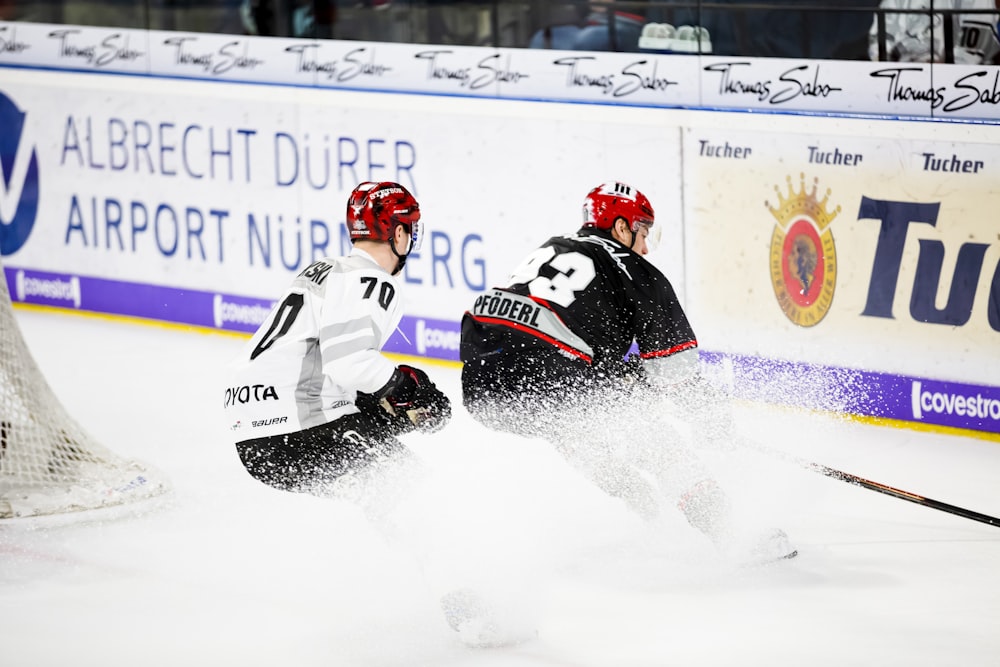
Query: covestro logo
xmin=0 ymin=90 xmax=40 ymax=255
xmin=213 ymin=294 xmax=274 ymax=328
xmin=911 ymin=381 xmax=1000 ymax=422
xmin=15 ymin=270 xmax=81 ymax=307
xmin=415 ymin=318 xmax=460 ymax=355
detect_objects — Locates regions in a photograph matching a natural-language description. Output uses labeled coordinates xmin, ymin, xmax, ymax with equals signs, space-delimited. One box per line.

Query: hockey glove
xmin=376 ymin=365 xmax=452 ymax=434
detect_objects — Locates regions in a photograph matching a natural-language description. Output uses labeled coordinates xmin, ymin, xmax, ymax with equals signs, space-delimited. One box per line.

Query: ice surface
xmin=2 ymin=308 xmax=998 ymax=667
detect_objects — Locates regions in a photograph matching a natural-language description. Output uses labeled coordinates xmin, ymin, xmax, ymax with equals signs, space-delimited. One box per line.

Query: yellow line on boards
xmin=11 ymin=302 xmax=245 ymax=338
xmin=846 ymin=413 xmax=1000 ymax=444
xmin=734 ymin=400 xmax=1000 ymax=444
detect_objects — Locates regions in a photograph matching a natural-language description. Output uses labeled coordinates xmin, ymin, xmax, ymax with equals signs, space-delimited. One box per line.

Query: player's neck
xmin=353 ymin=240 xmax=399 ymax=274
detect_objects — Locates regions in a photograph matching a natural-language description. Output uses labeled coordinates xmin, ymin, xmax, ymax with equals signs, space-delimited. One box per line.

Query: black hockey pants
xmin=235 ymin=395 xmax=408 ymax=495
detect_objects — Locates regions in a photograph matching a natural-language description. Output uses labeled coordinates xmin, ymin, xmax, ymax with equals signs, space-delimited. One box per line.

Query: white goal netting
xmin=0 ymin=262 xmax=170 ymax=518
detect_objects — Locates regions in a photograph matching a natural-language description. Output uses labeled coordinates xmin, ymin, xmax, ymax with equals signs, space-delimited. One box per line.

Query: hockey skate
xmin=439 ymin=589 xmax=537 ymax=649
xmin=733 ymin=528 xmax=798 ymax=567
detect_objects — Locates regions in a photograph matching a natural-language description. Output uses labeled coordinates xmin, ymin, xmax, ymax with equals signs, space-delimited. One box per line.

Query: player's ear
xmin=611 ymin=217 xmax=628 ymax=243
xmin=392 ymin=223 xmax=407 ymax=248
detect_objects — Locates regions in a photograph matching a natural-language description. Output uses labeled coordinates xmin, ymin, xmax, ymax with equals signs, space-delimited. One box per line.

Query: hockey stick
xmin=744 ymin=440 xmax=1000 ymax=528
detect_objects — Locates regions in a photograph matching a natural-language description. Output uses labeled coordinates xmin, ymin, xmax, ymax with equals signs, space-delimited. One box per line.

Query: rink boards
xmin=0 ymin=52 xmax=998 ymax=437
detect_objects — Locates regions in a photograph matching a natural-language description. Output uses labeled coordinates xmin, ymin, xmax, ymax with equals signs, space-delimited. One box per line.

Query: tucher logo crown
xmin=767 ymin=173 xmax=841 ymax=230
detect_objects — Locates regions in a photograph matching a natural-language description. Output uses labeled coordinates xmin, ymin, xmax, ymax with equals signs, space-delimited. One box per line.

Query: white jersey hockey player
xmin=224 ymin=181 xmax=451 ymax=496
xmin=870 ymin=0 xmax=1000 ymax=63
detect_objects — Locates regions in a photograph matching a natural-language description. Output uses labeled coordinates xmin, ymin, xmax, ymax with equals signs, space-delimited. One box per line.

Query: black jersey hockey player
xmin=463 ymin=181 xmax=698 ymax=400
xmin=460 ymin=181 xmax=796 ymax=563
xmin=225 ymin=181 xmax=451 ymax=498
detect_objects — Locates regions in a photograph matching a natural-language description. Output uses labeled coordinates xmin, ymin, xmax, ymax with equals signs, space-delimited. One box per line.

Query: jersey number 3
xmin=507 ymin=247 xmax=596 ymax=307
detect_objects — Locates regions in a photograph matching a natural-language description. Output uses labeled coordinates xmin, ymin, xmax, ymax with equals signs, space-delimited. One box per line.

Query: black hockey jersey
xmin=461 ymin=227 xmax=699 ymax=388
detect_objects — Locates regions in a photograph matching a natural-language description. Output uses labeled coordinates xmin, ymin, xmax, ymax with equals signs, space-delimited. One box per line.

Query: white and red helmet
xmin=583 ymin=181 xmax=654 ymax=232
xmin=346 ymin=181 xmax=422 ymax=252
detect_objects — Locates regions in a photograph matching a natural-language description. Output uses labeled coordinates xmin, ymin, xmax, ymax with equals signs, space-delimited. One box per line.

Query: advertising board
xmin=1 ymin=23 xmax=997 ymax=435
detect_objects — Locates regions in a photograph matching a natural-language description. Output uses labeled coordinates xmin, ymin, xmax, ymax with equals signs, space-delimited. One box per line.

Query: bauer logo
xmin=0 ymin=90 xmax=40 ymax=256
xmin=415 ymin=318 xmax=460 ymax=355
xmin=15 ymin=270 xmax=81 ymax=308
xmin=766 ymin=174 xmax=840 ymax=327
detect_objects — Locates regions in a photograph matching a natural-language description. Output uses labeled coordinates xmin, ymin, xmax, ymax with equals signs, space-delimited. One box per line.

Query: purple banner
xmin=2 ymin=266 xmax=268 ymax=331
xmin=5 ymin=265 xmax=998 ymax=435
xmin=701 ymin=351 xmax=1000 ymax=435
xmin=383 ymin=313 xmax=461 ymax=362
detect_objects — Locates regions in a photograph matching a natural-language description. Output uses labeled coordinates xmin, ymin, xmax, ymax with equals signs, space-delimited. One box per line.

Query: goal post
xmin=0 ymin=261 xmax=170 ymax=519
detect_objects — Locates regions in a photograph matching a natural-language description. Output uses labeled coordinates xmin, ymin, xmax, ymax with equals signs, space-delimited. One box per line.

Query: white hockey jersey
xmin=224 ymin=247 xmax=402 ymax=443
xmin=870 ymin=0 xmax=1000 ymax=63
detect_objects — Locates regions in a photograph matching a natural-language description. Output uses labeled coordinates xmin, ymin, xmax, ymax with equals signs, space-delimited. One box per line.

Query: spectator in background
xmin=870 ymin=0 xmax=1000 ymax=63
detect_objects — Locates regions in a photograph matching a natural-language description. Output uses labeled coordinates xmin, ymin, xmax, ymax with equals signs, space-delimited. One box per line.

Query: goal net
xmin=0 ymin=262 xmax=170 ymax=518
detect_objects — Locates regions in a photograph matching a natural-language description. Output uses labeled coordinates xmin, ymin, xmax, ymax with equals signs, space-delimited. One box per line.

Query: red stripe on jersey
xmin=639 ymin=340 xmax=698 ymax=359
xmin=470 ymin=315 xmax=593 ymax=363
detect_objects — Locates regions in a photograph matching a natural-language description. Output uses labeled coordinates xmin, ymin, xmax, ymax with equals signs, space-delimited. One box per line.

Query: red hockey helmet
xmin=346 ymin=181 xmax=422 ymax=252
xmin=583 ymin=181 xmax=654 ymax=231
xmin=583 ymin=181 xmax=659 ymax=250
